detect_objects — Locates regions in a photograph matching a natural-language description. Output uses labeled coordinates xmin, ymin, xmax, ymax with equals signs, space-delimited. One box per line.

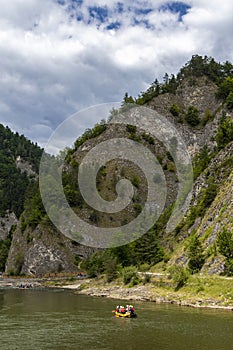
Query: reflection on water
xmin=0 ymin=289 xmax=232 ymax=350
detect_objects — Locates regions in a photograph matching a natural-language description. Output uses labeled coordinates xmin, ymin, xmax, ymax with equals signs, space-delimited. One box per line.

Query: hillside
xmin=2 ymin=55 xmax=233 ymax=282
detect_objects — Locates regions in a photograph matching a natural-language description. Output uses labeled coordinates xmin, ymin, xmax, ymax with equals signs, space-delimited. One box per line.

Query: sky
xmin=0 ymin=0 xmax=233 ymax=148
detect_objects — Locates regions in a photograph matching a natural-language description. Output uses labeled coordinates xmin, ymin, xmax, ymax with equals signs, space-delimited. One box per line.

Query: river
xmin=0 ymin=288 xmax=232 ymax=350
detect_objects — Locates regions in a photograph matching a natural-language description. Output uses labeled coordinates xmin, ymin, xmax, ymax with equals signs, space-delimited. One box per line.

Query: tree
xmin=169 ymin=265 xmax=189 ymax=290
xmin=123 ymin=92 xmax=135 ymax=104
xmin=216 ymin=77 xmax=233 ymax=99
xmin=185 ymin=106 xmax=200 ymax=126
xmin=216 ymin=113 xmax=233 ymax=150
xmin=170 ymin=104 xmax=180 ymax=117
xmin=186 ymin=234 xmax=205 ymax=274
xmin=226 ymin=91 xmax=233 ymax=110
xmin=217 ymin=229 xmax=233 ymax=260
xmin=217 ymin=229 xmax=233 ymax=276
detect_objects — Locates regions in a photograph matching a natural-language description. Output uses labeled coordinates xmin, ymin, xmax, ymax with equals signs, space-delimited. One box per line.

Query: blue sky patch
xmin=133 ymin=18 xmax=154 ymax=30
xmin=116 ymin=2 xmax=124 ymax=14
xmin=106 ymin=22 xmax=121 ymax=30
xmin=89 ymin=6 xmax=108 ymax=23
xmin=134 ymin=8 xmax=153 ymax=16
xmin=56 ymin=0 xmax=65 ymax=5
xmin=159 ymin=2 xmax=191 ymax=20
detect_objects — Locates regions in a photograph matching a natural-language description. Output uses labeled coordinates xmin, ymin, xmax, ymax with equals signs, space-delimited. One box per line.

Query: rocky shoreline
xmin=1 ymin=276 xmax=232 ymax=311
xmin=75 ymin=285 xmax=233 ymax=311
xmin=56 ymin=278 xmax=233 ymax=311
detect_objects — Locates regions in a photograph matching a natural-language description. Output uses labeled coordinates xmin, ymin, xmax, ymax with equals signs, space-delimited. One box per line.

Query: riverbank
xmin=1 ymin=274 xmax=232 ymax=311
xmin=59 ymin=274 xmax=233 ymax=311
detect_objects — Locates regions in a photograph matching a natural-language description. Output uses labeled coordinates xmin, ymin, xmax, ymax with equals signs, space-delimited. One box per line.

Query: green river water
xmin=0 ymin=288 xmax=232 ymax=350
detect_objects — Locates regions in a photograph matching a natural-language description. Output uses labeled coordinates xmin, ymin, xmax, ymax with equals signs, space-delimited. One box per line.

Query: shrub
xmin=185 ymin=106 xmax=200 ymax=126
xmin=217 ymin=229 xmax=233 ymax=259
xmin=122 ymin=266 xmax=138 ymax=285
xmin=126 ymin=124 xmax=137 ymax=133
xmin=186 ymin=234 xmax=205 ymax=274
xmin=104 ymin=256 xmax=118 ymax=282
xmin=217 ymin=229 xmax=233 ymax=276
xmin=132 ymin=175 xmax=140 ymax=188
xmin=134 ymin=203 xmax=142 ymax=215
xmin=226 ymin=92 xmax=233 ymax=110
xmin=169 ymin=265 xmax=189 ymax=290
xmin=142 ymin=273 xmax=151 ymax=284
xmin=216 ymin=113 xmax=233 ymax=150
xmin=170 ymin=103 xmax=180 ymax=117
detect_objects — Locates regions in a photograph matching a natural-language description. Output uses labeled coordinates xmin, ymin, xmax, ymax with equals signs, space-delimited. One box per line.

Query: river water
xmin=0 ymin=288 xmax=232 ymax=350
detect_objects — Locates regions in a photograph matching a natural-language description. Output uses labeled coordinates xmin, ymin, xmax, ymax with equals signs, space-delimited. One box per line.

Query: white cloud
xmin=0 ymin=0 xmax=233 ymax=149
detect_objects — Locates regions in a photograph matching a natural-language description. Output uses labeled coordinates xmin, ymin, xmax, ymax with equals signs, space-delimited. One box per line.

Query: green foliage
xmin=169 ymin=265 xmax=189 ymax=290
xmin=123 ymin=92 xmax=135 ymax=104
xmin=123 ymin=55 xmax=233 ymax=107
xmin=134 ymin=203 xmax=142 ymax=215
xmin=15 ymin=254 xmax=24 ymax=275
xmin=81 ymin=251 xmax=119 ymax=281
xmin=24 ymin=182 xmax=46 ymax=227
xmin=126 ymin=124 xmax=137 ymax=133
xmin=74 ymin=121 xmax=107 ymax=150
xmin=201 ymin=109 xmax=215 ymax=126
xmin=216 ymin=77 xmax=233 ymax=99
xmin=170 ymin=103 xmax=180 ymax=117
xmin=198 ymin=178 xmax=217 ymax=216
xmin=217 ymin=229 xmax=233 ymax=276
xmin=74 ymin=254 xmax=81 ymax=266
xmin=225 ymin=92 xmax=233 ymax=110
xmin=141 ymin=133 xmax=155 ymax=144
xmin=136 ymin=79 xmax=161 ymax=105
xmin=62 ymin=164 xmax=85 ymax=208
xmin=81 ymin=252 xmax=105 ymax=277
xmin=142 ymin=273 xmax=151 ymax=284
xmin=178 ymin=55 xmax=232 ymax=83
xmin=104 ymin=256 xmax=118 ymax=282
xmin=0 ymin=237 xmax=11 ymax=271
xmin=0 ymin=123 xmax=43 ymax=217
xmin=217 ymin=229 xmax=233 ymax=259
xmin=122 ymin=265 xmax=138 ymax=285
xmin=186 ymin=235 xmax=205 ymax=274
xmin=134 ymin=228 xmax=164 ymax=266
xmin=224 ymin=259 xmax=233 ymax=276
xmin=132 ymin=175 xmax=140 ymax=188
xmin=216 ymin=113 xmax=233 ymax=150
xmin=185 ymin=106 xmax=200 ymax=126
xmin=193 ymin=146 xmax=211 ymax=179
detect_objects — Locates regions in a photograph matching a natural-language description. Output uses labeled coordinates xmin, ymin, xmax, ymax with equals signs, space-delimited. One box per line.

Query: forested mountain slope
xmin=2 ymin=55 xmax=233 ymax=277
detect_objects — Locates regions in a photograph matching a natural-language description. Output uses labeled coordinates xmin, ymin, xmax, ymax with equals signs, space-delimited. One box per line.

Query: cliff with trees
xmin=1 ymin=55 xmax=233 ymax=283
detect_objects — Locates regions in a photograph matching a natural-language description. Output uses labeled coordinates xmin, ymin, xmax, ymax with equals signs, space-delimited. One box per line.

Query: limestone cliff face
xmin=169 ymin=141 xmax=233 ymax=274
xmin=6 ymin=220 xmax=95 ymax=276
xmin=148 ymin=76 xmax=221 ymax=156
xmin=197 ymin=169 xmax=233 ymax=274
xmin=0 ymin=212 xmax=18 ymax=240
xmin=5 ymin=75 xmax=233 ymax=276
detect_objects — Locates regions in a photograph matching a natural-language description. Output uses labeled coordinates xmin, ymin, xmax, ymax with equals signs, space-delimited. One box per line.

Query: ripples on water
xmin=0 ymin=289 xmax=232 ymax=350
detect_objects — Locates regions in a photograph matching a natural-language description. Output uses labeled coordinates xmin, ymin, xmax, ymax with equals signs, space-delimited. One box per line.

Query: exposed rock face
xmin=0 ymin=212 xmax=18 ymax=240
xmin=197 ymin=169 xmax=233 ymax=273
xmin=15 ymin=156 xmax=37 ymax=177
xmin=192 ymin=141 xmax=233 ymax=206
xmin=6 ymin=220 xmax=95 ymax=276
xmin=5 ymin=75 xmax=233 ymax=276
xmin=148 ymin=77 xmax=221 ymax=155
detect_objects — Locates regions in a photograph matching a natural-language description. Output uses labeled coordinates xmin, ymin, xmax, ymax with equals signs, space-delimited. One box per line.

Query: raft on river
xmin=112 ymin=305 xmax=137 ymax=318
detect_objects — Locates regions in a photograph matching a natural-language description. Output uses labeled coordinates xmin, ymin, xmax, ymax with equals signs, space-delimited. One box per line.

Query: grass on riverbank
xmin=69 ymin=273 xmax=233 ymax=308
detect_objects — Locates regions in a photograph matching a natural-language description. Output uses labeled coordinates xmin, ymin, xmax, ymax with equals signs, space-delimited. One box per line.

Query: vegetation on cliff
xmin=1 ymin=55 xmax=233 ymax=283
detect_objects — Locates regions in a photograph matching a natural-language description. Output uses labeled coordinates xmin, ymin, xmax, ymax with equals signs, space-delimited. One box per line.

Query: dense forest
xmin=0 ymin=124 xmax=43 ymax=217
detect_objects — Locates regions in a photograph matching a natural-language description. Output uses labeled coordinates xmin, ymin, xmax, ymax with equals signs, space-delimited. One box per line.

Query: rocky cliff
xmin=3 ymin=56 xmax=233 ymax=276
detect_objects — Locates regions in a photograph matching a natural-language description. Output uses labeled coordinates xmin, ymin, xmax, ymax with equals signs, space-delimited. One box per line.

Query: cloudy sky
xmin=1 ymin=0 xmax=233 ymax=148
